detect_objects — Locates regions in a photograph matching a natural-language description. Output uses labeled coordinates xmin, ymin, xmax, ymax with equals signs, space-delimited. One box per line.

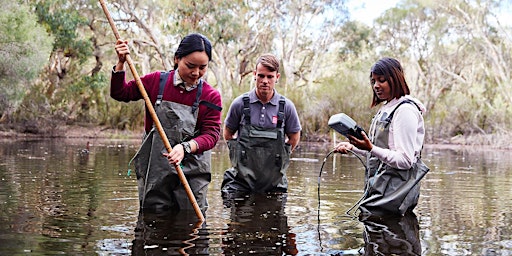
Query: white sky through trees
xmin=347 ymin=0 xmax=511 ymax=26
xmin=347 ymin=0 xmax=399 ymax=25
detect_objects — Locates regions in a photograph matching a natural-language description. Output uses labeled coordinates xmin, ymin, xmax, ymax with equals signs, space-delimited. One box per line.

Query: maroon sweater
xmin=111 ymin=70 xmax=222 ymax=153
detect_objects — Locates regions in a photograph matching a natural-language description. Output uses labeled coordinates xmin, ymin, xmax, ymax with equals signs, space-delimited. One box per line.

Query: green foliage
xmin=67 ymin=73 xmax=108 ymax=122
xmin=0 ymin=1 xmax=53 ymax=120
xmin=290 ymin=55 xmax=374 ymax=141
xmin=2 ymin=0 xmax=511 ymax=143
xmin=336 ymin=21 xmax=373 ymax=60
xmin=34 ymin=0 xmax=92 ymax=62
xmin=107 ymin=102 xmax=144 ymax=130
xmin=370 ymin=0 xmax=512 ymax=143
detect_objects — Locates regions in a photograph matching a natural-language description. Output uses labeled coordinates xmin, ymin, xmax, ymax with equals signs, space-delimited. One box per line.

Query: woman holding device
xmin=334 ymin=57 xmax=429 ymax=216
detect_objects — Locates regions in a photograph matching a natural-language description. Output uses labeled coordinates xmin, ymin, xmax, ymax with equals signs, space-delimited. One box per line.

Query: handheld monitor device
xmin=328 ymin=113 xmax=366 ymax=140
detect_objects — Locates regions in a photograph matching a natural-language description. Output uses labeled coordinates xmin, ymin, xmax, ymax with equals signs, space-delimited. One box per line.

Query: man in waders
xmin=221 ymin=53 xmax=301 ymax=195
xmin=111 ymin=34 xmax=222 ymax=213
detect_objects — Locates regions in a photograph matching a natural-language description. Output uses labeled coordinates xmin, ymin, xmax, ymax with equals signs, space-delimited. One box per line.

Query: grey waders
xmin=131 ymin=72 xmax=214 ymax=213
xmin=360 ymin=100 xmax=429 ymax=216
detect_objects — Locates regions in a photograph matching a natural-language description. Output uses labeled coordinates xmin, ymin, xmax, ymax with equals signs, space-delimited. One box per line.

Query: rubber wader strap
xmin=384 ymin=99 xmax=422 ymax=125
xmin=191 ymin=79 xmax=203 ymax=114
xmin=242 ymin=93 xmax=251 ymax=124
xmin=156 ymin=71 xmax=170 ymax=106
xmin=277 ymin=96 xmax=285 ymax=128
xmin=199 ymin=101 xmax=222 ymax=112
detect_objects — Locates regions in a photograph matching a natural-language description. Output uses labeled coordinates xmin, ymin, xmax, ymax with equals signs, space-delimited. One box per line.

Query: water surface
xmin=1 ymin=139 xmax=511 ymax=255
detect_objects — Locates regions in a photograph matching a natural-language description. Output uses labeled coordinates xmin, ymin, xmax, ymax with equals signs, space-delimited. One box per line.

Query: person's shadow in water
xmin=222 ymin=192 xmax=298 ymax=255
xmin=131 ymin=210 xmax=209 ymax=255
xmin=357 ymin=212 xmax=422 ymax=256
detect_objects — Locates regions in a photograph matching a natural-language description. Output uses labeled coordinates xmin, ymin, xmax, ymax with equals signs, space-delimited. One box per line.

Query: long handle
xmin=99 ymin=0 xmax=204 ymax=222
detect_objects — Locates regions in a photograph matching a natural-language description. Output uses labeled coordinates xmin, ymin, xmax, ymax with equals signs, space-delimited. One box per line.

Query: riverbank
xmin=1 ymin=123 xmax=511 ymax=150
xmin=0 ymin=124 xmax=143 ymax=140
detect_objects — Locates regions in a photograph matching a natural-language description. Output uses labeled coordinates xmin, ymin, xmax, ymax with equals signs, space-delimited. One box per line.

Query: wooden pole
xmin=98 ymin=0 xmax=204 ymax=222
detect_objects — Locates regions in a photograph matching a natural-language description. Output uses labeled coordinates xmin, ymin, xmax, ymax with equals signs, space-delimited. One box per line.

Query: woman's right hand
xmin=115 ymin=39 xmax=130 ymax=64
xmin=333 ymin=141 xmax=354 ymax=154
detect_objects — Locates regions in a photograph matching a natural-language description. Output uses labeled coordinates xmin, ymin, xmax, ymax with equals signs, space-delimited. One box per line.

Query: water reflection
xmin=2 ymin=140 xmax=512 ymax=255
xmin=132 ymin=210 xmax=209 ymax=255
xmin=359 ymin=212 xmax=421 ymax=256
xmin=0 ymin=139 xmax=139 ymax=255
xmin=221 ymin=193 xmax=298 ymax=255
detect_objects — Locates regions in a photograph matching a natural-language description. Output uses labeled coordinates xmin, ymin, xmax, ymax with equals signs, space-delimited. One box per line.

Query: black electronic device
xmin=328 ymin=113 xmax=366 ymax=140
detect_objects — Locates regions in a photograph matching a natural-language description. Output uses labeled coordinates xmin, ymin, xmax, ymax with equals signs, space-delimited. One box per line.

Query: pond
xmin=1 ymin=138 xmax=512 ymax=255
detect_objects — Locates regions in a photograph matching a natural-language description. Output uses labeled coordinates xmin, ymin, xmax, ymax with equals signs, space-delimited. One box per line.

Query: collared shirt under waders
xmin=222 ymin=94 xmax=291 ymax=193
xmin=132 ymin=74 xmax=211 ymax=213
xmin=360 ymin=100 xmax=429 ymax=216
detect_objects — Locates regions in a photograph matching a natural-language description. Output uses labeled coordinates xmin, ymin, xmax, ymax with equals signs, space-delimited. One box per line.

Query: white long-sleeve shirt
xmin=355 ymin=95 xmax=426 ymax=170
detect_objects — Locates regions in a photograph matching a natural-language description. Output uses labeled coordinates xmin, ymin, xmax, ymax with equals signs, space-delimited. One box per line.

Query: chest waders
xmin=360 ymin=100 xmax=429 ymax=216
xmin=132 ymin=72 xmax=212 ymax=213
xmin=222 ymin=94 xmax=291 ymax=193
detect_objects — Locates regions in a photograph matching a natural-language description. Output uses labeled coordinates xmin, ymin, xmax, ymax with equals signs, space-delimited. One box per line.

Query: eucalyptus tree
xmin=257 ymin=0 xmax=348 ymax=90
xmin=0 ymin=1 xmax=53 ymax=122
xmin=15 ymin=0 xmax=114 ymax=130
xmin=95 ymin=0 xmax=261 ymax=101
xmin=373 ymin=0 xmax=511 ymax=139
xmin=95 ymin=0 xmax=351 ymax=104
xmin=438 ymin=0 xmax=512 ymax=135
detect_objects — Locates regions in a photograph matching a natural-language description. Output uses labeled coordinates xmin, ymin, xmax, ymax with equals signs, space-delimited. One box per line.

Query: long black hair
xmin=173 ymin=33 xmax=212 ymax=70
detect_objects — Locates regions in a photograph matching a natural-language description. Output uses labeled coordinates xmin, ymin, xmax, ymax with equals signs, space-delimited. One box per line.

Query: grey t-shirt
xmin=224 ymin=89 xmax=301 ymax=134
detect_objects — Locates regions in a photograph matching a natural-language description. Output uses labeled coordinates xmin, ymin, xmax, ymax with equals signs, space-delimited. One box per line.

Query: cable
xmin=317 ymin=149 xmax=369 ymax=218
xmin=317 ymin=148 xmax=369 ymax=252
xmin=317 ymin=149 xmax=337 ymax=185
xmin=317 ymin=149 xmax=336 ymax=252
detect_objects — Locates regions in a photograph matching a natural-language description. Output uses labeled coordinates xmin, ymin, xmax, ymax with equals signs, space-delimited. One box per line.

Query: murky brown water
xmin=1 ymin=138 xmax=511 ymax=255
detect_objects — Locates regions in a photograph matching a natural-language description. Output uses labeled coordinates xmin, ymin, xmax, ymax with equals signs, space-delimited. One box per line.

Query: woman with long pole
xmin=99 ymin=0 xmax=222 ymax=222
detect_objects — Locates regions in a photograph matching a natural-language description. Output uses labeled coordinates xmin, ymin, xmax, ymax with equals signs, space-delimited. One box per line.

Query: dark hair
xmin=173 ymin=33 xmax=212 ymax=69
xmin=255 ymin=53 xmax=280 ymax=73
xmin=370 ymin=57 xmax=410 ymax=107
